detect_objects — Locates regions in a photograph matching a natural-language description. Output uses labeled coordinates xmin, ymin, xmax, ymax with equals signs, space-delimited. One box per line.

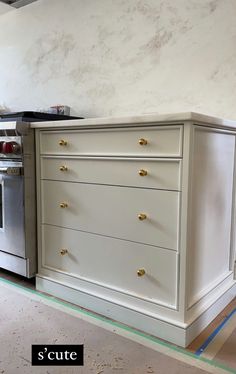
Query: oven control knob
xmin=2 ymin=142 xmax=13 ymax=154
xmin=11 ymin=142 xmax=21 ymax=154
xmin=2 ymin=141 xmax=21 ymax=154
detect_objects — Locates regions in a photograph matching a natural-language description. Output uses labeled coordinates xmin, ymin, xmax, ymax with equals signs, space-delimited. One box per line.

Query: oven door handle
xmin=0 ymin=167 xmax=21 ymax=176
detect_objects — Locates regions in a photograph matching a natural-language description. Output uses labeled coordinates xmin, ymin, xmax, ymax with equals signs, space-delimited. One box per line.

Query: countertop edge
xmin=2 ymin=112 xmax=236 ymax=130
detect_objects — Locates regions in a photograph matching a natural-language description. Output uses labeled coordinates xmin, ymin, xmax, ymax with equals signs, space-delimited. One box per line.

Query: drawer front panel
xmin=41 ymin=181 xmax=180 ymax=250
xmin=42 ymin=224 xmax=178 ymax=308
xmin=41 ymin=157 xmax=181 ymax=191
xmin=40 ymin=126 xmax=182 ymax=157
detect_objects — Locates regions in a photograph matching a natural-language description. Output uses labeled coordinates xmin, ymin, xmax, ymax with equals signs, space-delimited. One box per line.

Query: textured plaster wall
xmin=0 ymin=0 xmax=235 ymax=118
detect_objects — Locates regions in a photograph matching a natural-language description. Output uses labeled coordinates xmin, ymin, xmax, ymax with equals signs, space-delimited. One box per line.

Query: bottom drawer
xmin=42 ymin=225 xmax=178 ymax=308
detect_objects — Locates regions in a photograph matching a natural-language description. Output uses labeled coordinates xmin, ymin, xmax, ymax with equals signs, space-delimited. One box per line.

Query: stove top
xmin=0 ymin=111 xmax=83 ymax=122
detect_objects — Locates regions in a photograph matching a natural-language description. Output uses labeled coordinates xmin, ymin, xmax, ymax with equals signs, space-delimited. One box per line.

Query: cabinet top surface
xmin=3 ymin=112 xmax=236 ymax=130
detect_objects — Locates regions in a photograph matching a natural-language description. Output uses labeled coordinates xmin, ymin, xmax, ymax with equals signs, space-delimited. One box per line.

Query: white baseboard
xmin=36 ymin=275 xmax=187 ymax=346
xmin=186 ymin=282 xmax=236 ymax=346
xmin=36 ymin=275 xmax=236 ymax=348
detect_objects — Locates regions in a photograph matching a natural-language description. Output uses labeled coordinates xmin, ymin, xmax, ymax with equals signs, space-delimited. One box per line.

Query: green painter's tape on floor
xmin=0 ymin=276 xmax=235 ymax=374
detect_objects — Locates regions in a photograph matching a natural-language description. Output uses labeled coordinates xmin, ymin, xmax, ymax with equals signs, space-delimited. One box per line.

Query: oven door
xmin=0 ymin=168 xmax=25 ymax=258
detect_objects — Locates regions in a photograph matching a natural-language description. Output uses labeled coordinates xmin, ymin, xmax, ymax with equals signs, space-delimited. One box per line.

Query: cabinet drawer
xmin=41 ymin=181 xmax=180 ymax=250
xmin=40 ymin=126 xmax=183 ymax=157
xmin=41 ymin=157 xmax=181 ymax=191
xmin=42 ymin=225 xmax=178 ymax=308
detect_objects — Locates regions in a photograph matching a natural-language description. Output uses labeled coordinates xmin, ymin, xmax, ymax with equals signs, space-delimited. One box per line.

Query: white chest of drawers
xmin=34 ymin=113 xmax=236 ymax=347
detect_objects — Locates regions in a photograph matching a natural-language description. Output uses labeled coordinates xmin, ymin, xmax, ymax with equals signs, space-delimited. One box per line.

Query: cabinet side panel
xmin=187 ymin=127 xmax=235 ymax=308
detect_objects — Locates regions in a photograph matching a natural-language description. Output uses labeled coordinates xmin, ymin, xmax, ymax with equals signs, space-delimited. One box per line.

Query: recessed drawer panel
xmin=41 ymin=181 xmax=180 ymax=250
xmin=42 ymin=224 xmax=178 ymax=308
xmin=41 ymin=157 xmax=181 ymax=191
xmin=40 ymin=126 xmax=183 ymax=157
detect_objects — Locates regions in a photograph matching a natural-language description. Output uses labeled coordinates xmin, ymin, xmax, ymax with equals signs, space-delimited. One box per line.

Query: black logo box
xmin=32 ymin=345 xmax=84 ymax=366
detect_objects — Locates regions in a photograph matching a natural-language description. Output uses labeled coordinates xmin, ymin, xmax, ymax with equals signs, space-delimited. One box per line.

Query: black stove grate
xmin=0 ymin=111 xmax=83 ymax=122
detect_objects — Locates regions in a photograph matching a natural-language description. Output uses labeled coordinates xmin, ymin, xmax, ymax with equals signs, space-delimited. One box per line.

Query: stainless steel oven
xmin=0 ymin=112 xmax=82 ymax=277
xmin=0 ymin=122 xmax=36 ymax=277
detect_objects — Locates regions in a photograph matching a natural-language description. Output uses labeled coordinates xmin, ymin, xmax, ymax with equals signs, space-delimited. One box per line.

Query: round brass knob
xmin=139 ymin=169 xmax=148 ymax=176
xmin=60 ymin=249 xmax=68 ymax=256
xmin=137 ymin=268 xmax=145 ymax=277
xmin=60 ymin=202 xmax=68 ymax=208
xmin=59 ymin=165 xmax=68 ymax=171
xmin=139 ymin=138 xmax=148 ymax=146
xmin=59 ymin=139 xmax=67 ymax=146
xmin=138 ymin=213 xmax=147 ymax=221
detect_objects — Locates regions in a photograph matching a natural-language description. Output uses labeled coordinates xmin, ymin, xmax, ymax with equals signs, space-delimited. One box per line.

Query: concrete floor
xmin=0 ymin=280 xmax=211 ymax=374
xmin=0 ymin=269 xmax=235 ymax=373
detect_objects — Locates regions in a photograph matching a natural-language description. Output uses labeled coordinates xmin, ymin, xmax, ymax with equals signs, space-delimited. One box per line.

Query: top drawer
xmin=39 ymin=126 xmax=183 ymax=157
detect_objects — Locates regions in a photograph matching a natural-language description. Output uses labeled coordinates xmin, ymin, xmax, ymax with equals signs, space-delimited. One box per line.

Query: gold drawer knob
xmin=60 ymin=202 xmax=68 ymax=208
xmin=59 ymin=165 xmax=68 ymax=171
xmin=139 ymin=169 xmax=148 ymax=176
xmin=60 ymin=249 xmax=68 ymax=256
xmin=139 ymin=138 xmax=148 ymax=146
xmin=59 ymin=139 xmax=67 ymax=146
xmin=138 ymin=213 xmax=147 ymax=221
xmin=137 ymin=268 xmax=146 ymax=277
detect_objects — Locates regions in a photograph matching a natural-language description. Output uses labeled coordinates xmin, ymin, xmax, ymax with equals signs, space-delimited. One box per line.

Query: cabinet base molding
xmin=36 ymin=275 xmax=236 ymax=347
